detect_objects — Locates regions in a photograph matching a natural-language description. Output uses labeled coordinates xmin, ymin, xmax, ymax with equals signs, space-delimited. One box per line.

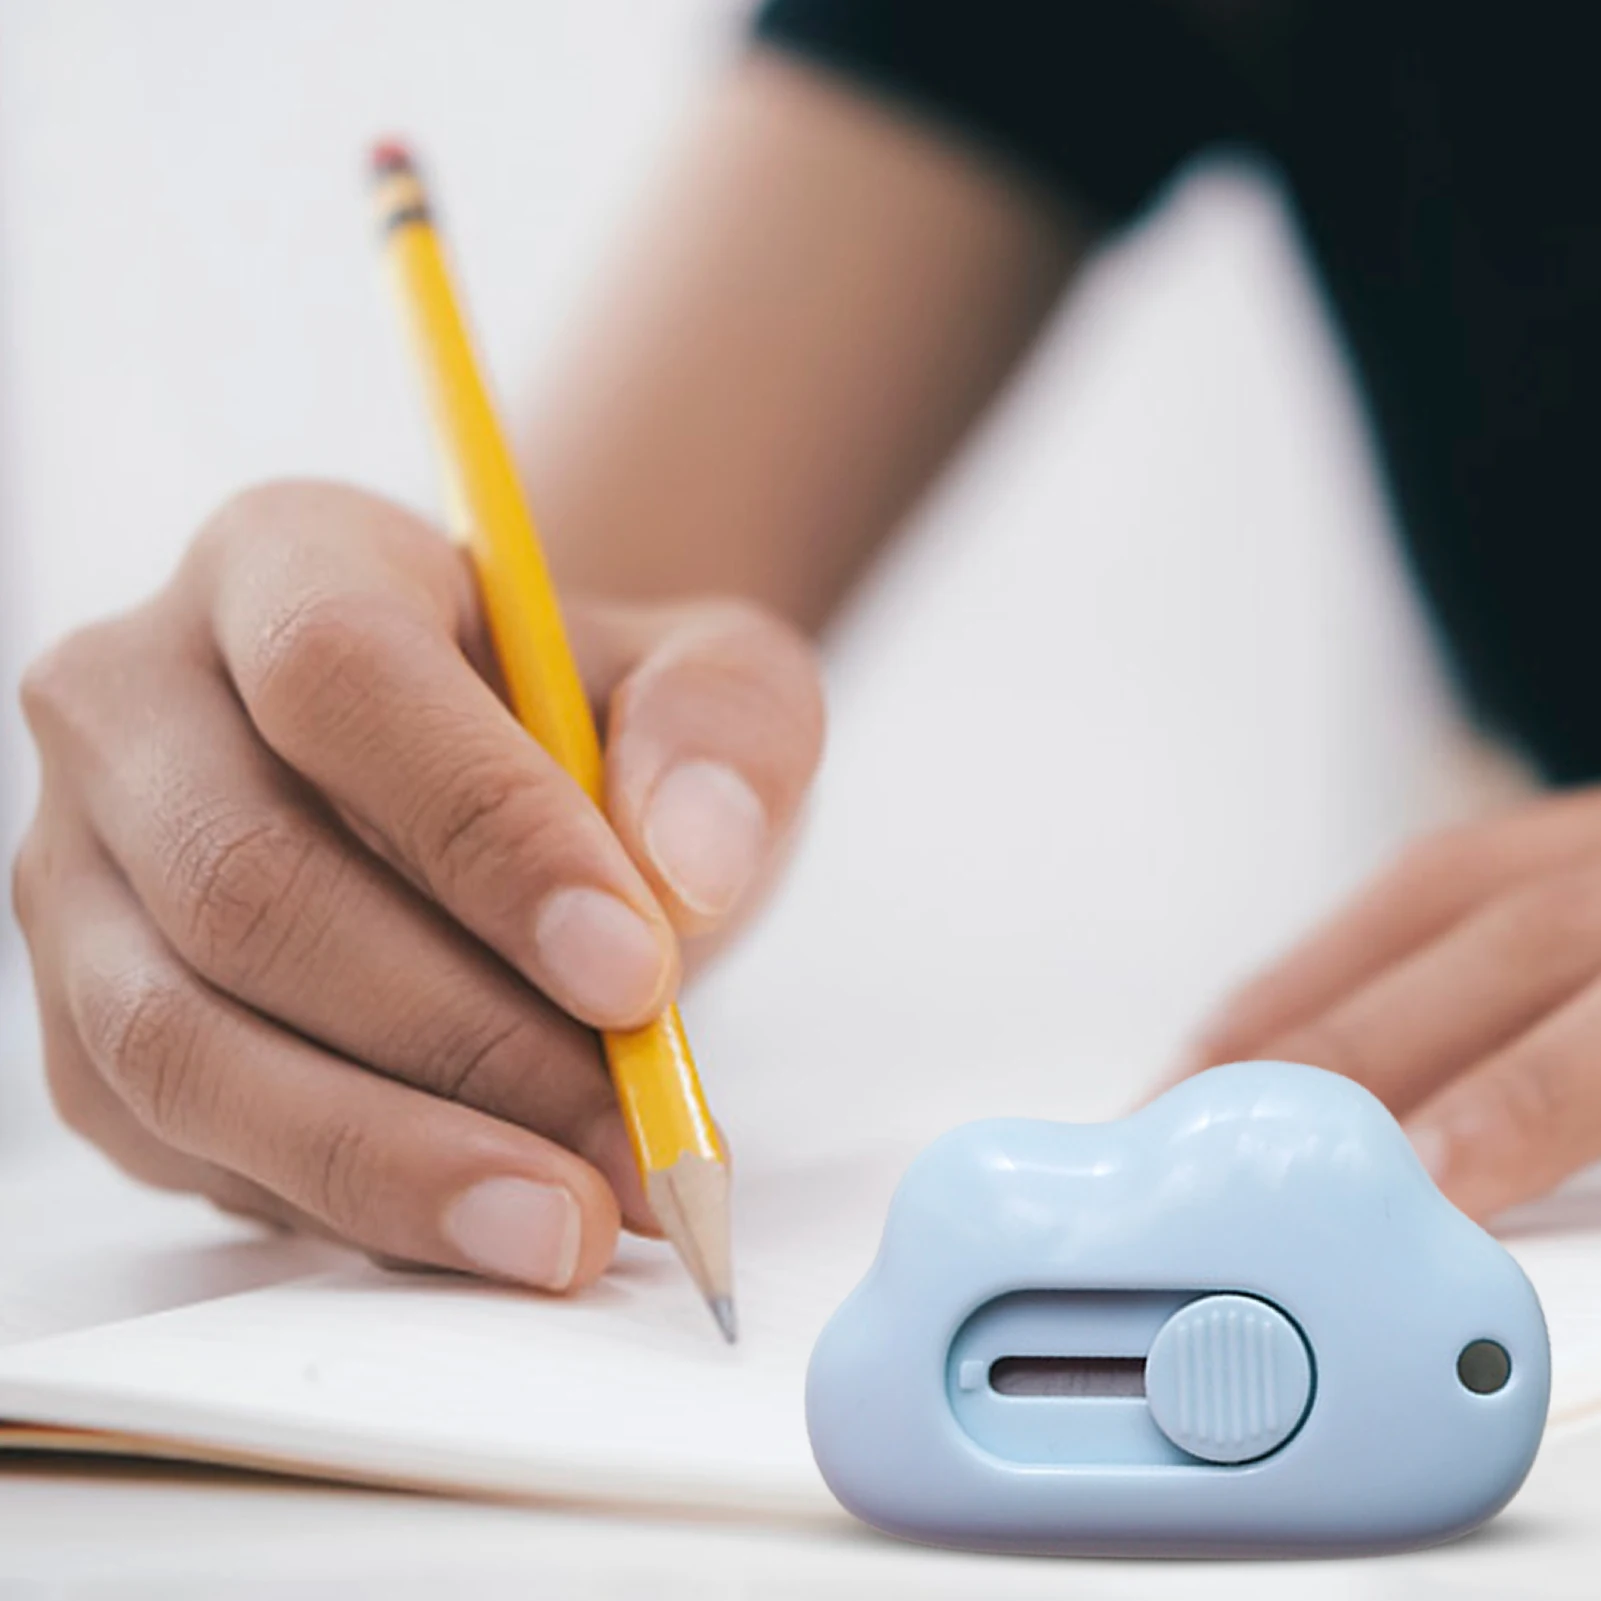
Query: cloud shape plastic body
xmin=805 ymin=1062 xmax=1549 ymax=1556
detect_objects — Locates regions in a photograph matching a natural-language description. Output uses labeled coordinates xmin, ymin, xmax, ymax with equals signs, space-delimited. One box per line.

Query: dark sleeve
xmin=753 ymin=0 xmax=1271 ymax=225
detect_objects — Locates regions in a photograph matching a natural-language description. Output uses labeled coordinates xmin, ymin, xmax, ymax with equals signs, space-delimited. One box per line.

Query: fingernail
xmin=1407 ymin=1124 xmax=1450 ymax=1184
xmin=644 ymin=760 xmax=767 ymax=917
xmin=534 ymin=887 xmax=670 ymax=1023
xmin=442 ymin=1176 xmax=581 ymax=1290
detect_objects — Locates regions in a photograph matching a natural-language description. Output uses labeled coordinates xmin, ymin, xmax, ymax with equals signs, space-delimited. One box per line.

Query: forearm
xmin=524 ymin=50 xmax=1088 ymax=633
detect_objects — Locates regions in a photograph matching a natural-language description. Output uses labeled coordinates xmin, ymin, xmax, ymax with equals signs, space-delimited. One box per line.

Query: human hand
xmin=1174 ymin=790 xmax=1601 ymax=1220
xmin=12 ymin=481 xmax=824 ymax=1291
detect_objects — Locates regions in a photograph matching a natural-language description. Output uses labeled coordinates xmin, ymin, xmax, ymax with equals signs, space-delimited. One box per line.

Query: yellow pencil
xmin=368 ymin=140 xmax=735 ymax=1342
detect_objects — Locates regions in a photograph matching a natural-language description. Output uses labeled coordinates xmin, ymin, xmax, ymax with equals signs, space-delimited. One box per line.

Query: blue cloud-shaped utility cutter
xmin=806 ymin=1062 xmax=1549 ymax=1556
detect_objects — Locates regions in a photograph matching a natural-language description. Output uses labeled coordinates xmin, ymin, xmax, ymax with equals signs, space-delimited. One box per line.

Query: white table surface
xmin=0 ymin=1429 xmax=1596 ymax=1601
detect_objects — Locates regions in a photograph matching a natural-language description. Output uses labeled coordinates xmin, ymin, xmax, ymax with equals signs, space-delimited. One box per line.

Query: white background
xmin=0 ymin=0 xmax=1517 ymax=1156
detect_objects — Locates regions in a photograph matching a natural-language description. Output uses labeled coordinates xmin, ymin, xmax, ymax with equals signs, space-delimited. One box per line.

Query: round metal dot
xmin=1457 ymin=1339 xmax=1511 ymax=1395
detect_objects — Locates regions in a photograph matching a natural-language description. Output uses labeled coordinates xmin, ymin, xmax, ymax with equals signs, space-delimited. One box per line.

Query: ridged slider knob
xmin=1145 ymin=1295 xmax=1313 ymax=1464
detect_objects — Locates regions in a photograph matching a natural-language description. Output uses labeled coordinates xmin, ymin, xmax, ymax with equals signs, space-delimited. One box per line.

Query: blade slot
xmin=989 ymin=1356 xmax=1147 ymax=1398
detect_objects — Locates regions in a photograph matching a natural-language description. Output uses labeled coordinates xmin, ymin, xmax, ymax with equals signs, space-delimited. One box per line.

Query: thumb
xmin=572 ymin=597 xmax=826 ymax=934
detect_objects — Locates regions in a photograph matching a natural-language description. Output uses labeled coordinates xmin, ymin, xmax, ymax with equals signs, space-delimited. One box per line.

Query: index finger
xmin=198 ymin=482 xmax=679 ymax=1029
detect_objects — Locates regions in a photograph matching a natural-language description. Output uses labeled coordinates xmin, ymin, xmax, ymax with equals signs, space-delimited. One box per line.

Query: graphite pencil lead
xmin=710 ymin=1295 xmax=738 ymax=1345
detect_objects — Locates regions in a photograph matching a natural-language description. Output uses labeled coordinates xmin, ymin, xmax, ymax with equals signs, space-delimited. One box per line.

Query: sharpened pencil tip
xmin=647 ymin=1155 xmax=736 ymax=1346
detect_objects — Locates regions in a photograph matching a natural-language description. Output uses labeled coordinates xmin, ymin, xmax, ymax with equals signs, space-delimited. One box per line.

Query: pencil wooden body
xmin=371 ymin=150 xmax=733 ymax=1335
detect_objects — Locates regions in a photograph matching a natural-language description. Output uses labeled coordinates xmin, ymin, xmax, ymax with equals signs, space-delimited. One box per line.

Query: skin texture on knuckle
xmin=405 ymin=745 xmax=591 ymax=911
xmin=240 ymin=588 xmax=405 ymax=754
xmin=72 ymin=960 xmax=210 ymax=1141
xmin=41 ymin=1047 xmax=200 ymax=1197
xmin=200 ymin=480 xmax=461 ymax=692
xmin=302 ymin=1116 xmax=377 ymax=1241
xmin=417 ymin=756 xmax=532 ymax=878
xmin=163 ymin=801 xmax=331 ymax=985
xmin=426 ymin=1012 xmax=536 ymax=1106
xmin=330 ymin=960 xmax=529 ymax=1105
xmin=354 ymin=945 xmax=617 ymax=1139
xmin=435 ymin=1005 xmax=610 ymax=1133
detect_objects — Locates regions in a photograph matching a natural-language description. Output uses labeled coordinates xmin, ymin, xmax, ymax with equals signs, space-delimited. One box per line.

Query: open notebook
xmin=1 ymin=1132 xmax=1599 ymax=1518
xmin=0 ymin=1140 xmax=899 ymax=1516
